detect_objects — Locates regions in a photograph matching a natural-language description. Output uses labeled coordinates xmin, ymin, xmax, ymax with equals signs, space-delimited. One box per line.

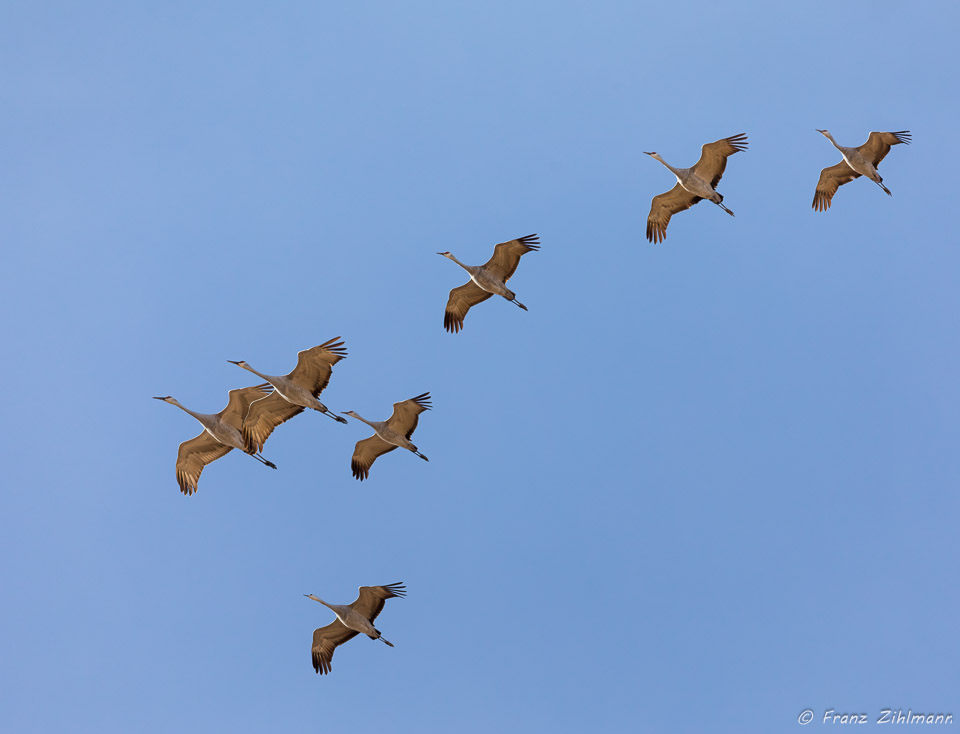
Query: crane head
xmin=437 ymin=251 xmax=453 ymax=258
xmin=227 ymin=360 xmax=249 ymax=368
xmin=816 ymin=129 xmax=829 ymax=136
xmin=153 ymin=396 xmax=174 ymax=403
xmin=341 ymin=410 xmax=358 ymax=419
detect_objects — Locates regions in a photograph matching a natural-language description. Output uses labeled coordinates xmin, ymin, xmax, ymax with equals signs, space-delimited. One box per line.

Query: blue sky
xmin=2 ymin=1 xmax=958 ymax=732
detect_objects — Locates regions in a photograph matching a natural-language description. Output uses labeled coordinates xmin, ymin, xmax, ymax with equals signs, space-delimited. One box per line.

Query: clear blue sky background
xmin=2 ymin=2 xmax=957 ymax=732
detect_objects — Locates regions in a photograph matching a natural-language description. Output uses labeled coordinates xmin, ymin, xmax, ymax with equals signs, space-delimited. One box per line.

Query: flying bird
xmin=644 ymin=134 xmax=749 ymax=243
xmin=812 ymin=130 xmax=911 ymax=211
xmin=228 ymin=337 xmax=349 ymax=452
xmin=438 ymin=234 xmax=540 ymax=333
xmin=343 ymin=393 xmax=431 ymax=480
xmin=154 ymin=385 xmax=277 ymax=495
xmin=305 ymin=582 xmax=406 ymax=675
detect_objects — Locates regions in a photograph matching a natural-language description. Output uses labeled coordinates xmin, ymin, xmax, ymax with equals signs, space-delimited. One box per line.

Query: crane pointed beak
xmin=227 ymin=360 xmax=242 ymax=365
xmin=643 ymin=152 xmax=654 ymax=156
xmin=152 ymin=396 xmax=166 ymax=400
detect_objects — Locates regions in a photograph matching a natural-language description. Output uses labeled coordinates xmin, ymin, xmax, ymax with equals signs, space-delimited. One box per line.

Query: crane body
xmin=644 ymin=134 xmax=748 ymax=243
xmin=439 ymin=234 xmax=540 ymax=333
xmin=305 ymin=583 xmax=406 ymax=674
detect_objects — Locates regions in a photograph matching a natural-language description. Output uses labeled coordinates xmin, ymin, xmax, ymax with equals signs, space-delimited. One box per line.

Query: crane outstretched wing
xmin=860 ymin=130 xmax=911 ymax=167
xmin=351 ymin=582 xmax=407 ymax=622
xmin=175 ymin=432 xmax=233 ymax=496
xmin=242 ymin=393 xmax=305 ymax=452
xmin=812 ymin=161 xmax=861 ymax=211
xmin=220 ymin=384 xmax=273 ymax=426
xmin=444 ymin=281 xmax=493 ymax=333
xmin=291 ymin=337 xmax=348 ymax=395
xmin=386 ymin=393 xmax=432 ymax=440
xmin=692 ymin=133 xmax=748 ymax=188
xmin=351 ymin=435 xmax=398 ymax=480
xmin=311 ymin=620 xmax=359 ymax=675
xmin=646 ymin=184 xmax=702 ymax=243
xmin=481 ymin=234 xmax=540 ymax=282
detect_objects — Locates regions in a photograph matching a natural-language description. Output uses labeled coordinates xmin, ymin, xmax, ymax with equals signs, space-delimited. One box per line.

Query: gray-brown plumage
xmin=306 ymin=583 xmax=407 ymax=675
xmin=344 ymin=393 xmax=431 ymax=480
xmin=645 ymin=134 xmax=748 ymax=243
xmin=154 ymin=384 xmax=276 ymax=496
xmin=230 ymin=337 xmax=348 ymax=452
xmin=812 ymin=130 xmax=911 ymax=211
xmin=439 ymin=234 xmax=540 ymax=333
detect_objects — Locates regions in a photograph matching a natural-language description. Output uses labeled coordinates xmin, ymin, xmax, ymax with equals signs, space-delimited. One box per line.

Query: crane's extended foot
xmin=255 ymin=454 xmax=278 ymax=470
xmin=512 ymin=299 xmax=528 ymax=311
xmin=378 ymin=636 xmax=394 ymax=647
xmin=716 ymin=201 xmax=735 ymax=216
xmin=875 ymin=179 xmax=892 ymax=195
xmin=326 ymin=411 xmax=348 ymax=424
xmin=415 ymin=451 xmax=429 ymax=462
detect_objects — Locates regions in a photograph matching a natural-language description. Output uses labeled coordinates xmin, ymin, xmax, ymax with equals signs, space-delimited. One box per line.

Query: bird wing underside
xmin=351 ymin=435 xmax=399 ymax=480
xmin=481 ymin=233 xmax=540 ymax=282
xmin=242 ymin=393 xmax=305 ymax=452
xmin=312 ymin=620 xmax=359 ymax=674
xmin=693 ymin=133 xmax=748 ymax=188
xmin=812 ymin=161 xmax=861 ymax=211
xmin=175 ymin=432 xmax=233 ymax=496
xmin=860 ymin=130 xmax=911 ymax=167
xmin=351 ymin=582 xmax=407 ymax=622
xmin=387 ymin=393 xmax=432 ymax=439
xmin=220 ymin=384 xmax=274 ymax=426
xmin=444 ymin=282 xmax=493 ymax=333
xmin=293 ymin=337 xmax=348 ymax=395
xmin=646 ymin=183 xmax=702 ymax=243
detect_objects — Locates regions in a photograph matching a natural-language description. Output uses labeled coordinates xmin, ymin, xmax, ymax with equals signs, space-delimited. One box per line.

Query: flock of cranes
xmin=155 ymin=128 xmax=910 ymax=674
xmin=645 ymin=130 xmax=911 ymax=242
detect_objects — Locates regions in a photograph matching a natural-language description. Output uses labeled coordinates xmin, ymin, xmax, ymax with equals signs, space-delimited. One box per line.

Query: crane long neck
xmin=656 ymin=156 xmax=682 ymax=177
xmin=448 ymin=254 xmax=471 ymax=272
xmin=172 ymin=400 xmax=205 ymax=421
xmin=242 ymin=363 xmax=273 ymax=382
xmin=351 ymin=413 xmax=374 ymax=427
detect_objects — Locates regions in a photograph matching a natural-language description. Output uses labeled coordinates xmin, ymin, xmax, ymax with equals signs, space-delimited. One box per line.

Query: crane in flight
xmin=343 ymin=393 xmax=431 ymax=480
xmin=644 ymin=133 xmax=749 ymax=243
xmin=228 ymin=337 xmax=349 ymax=453
xmin=305 ymin=582 xmax=406 ymax=675
xmin=438 ymin=234 xmax=540 ymax=333
xmin=154 ymin=385 xmax=277 ymax=495
xmin=812 ymin=130 xmax=911 ymax=211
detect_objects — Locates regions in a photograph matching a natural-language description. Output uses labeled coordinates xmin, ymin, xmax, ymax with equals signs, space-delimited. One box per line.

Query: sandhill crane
xmin=343 ymin=393 xmax=431 ymax=480
xmin=305 ymin=582 xmax=406 ymax=675
xmin=154 ymin=385 xmax=277 ymax=495
xmin=438 ymin=234 xmax=539 ymax=333
xmin=812 ymin=130 xmax=911 ymax=211
xmin=644 ymin=134 xmax=749 ymax=243
xmin=228 ymin=337 xmax=349 ymax=452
